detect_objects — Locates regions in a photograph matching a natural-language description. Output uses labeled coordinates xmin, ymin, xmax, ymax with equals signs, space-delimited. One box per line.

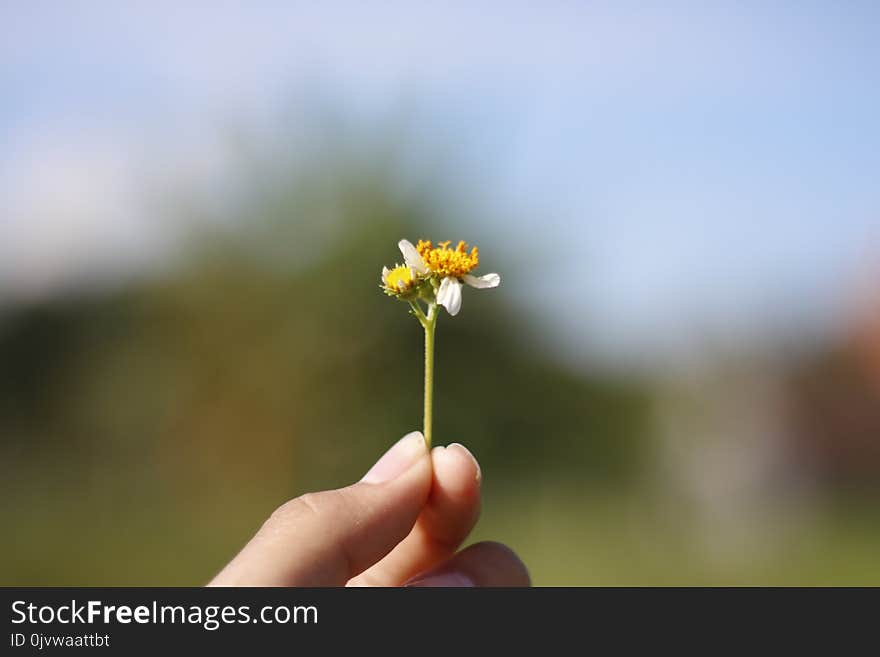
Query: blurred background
xmin=2 ymin=1 xmax=879 ymax=585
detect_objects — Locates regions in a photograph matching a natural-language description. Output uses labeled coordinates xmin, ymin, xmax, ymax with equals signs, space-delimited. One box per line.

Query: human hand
xmin=209 ymin=432 xmax=530 ymax=587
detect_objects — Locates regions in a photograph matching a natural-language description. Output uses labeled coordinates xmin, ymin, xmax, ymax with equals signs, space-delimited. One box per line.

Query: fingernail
xmin=361 ymin=431 xmax=426 ymax=484
xmin=407 ymin=572 xmax=475 ymax=587
xmin=448 ymin=442 xmax=481 ymax=483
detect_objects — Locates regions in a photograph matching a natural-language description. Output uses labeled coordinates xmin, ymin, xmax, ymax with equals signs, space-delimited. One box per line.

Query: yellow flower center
xmin=416 ymin=240 xmax=479 ymax=278
xmin=385 ymin=264 xmax=417 ymax=291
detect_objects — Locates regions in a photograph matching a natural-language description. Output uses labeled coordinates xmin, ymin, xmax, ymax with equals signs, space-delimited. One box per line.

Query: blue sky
xmin=2 ymin=1 xmax=879 ymax=366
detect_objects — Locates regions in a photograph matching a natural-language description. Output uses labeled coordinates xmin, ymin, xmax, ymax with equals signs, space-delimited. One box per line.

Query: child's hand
xmin=210 ymin=432 xmax=530 ymax=587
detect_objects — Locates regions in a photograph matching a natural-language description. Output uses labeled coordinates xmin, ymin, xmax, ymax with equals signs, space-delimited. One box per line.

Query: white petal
xmin=398 ymin=239 xmax=428 ymax=274
xmin=381 ymin=266 xmax=390 ymax=285
xmin=437 ymin=276 xmax=463 ymax=316
xmin=463 ymin=272 xmax=501 ymax=289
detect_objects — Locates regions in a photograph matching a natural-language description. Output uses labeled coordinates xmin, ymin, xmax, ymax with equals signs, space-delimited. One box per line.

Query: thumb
xmin=210 ymin=432 xmax=432 ymax=586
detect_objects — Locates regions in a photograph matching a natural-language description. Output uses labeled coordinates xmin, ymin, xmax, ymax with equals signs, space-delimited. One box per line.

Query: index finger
xmin=209 ymin=432 xmax=432 ymax=586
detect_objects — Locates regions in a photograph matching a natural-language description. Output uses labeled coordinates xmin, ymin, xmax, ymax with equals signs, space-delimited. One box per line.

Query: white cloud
xmin=0 ymin=119 xmax=237 ymax=300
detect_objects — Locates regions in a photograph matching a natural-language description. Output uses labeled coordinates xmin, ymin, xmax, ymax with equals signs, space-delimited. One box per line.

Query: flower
xmin=379 ymin=238 xmax=501 ymax=448
xmin=398 ymin=239 xmax=500 ymax=315
xmin=380 ymin=263 xmax=421 ymax=297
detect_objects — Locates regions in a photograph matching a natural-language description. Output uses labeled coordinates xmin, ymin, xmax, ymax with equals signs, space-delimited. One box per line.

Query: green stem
xmin=408 ymin=299 xmax=437 ymax=448
xmin=408 ymin=300 xmax=428 ymax=325
xmin=422 ymin=303 xmax=437 ymax=449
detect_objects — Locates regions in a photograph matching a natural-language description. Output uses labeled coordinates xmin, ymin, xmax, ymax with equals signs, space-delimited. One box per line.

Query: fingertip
xmin=361 ymin=431 xmax=429 ymax=484
xmin=447 ymin=442 xmax=481 ymax=484
xmin=431 ymin=443 xmax=481 ymax=501
xmin=413 ymin=443 xmax=481 ymax=549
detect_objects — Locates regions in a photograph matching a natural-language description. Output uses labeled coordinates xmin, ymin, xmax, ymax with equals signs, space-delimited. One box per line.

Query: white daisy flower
xmin=397 ymin=239 xmax=500 ymax=316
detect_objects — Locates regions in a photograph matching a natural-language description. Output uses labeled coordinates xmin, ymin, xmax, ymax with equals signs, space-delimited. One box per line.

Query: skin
xmin=210 ymin=432 xmax=530 ymax=587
